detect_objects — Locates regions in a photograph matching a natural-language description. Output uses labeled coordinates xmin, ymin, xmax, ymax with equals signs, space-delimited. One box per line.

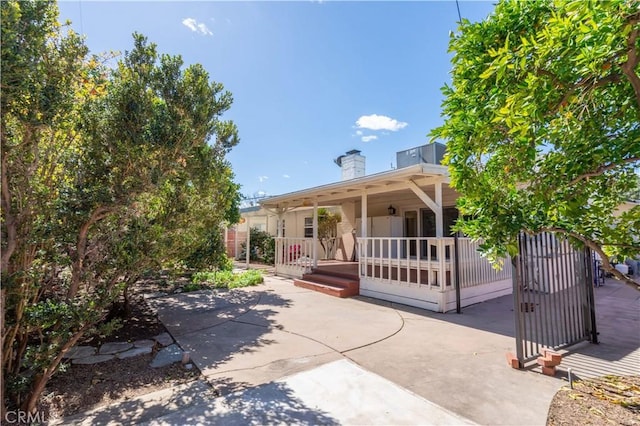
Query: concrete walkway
xmin=142 ymin=275 xmax=564 ymax=425
xmin=63 ymin=274 xmax=639 ymax=425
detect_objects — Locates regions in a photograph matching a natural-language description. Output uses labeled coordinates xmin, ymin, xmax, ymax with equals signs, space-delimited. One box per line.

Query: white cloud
xmin=283 ymin=174 xmax=290 ymax=178
xmin=355 ymin=130 xmax=363 ymax=136
xmin=361 ymin=135 xmax=378 ymax=142
xmin=355 ymin=114 xmax=408 ymax=132
xmin=258 ymin=176 xmax=269 ymax=183
xmin=182 ymin=18 xmax=213 ymax=36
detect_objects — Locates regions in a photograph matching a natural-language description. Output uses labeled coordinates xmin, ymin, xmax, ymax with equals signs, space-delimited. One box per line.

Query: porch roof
xmin=260 ymin=163 xmax=450 ymax=209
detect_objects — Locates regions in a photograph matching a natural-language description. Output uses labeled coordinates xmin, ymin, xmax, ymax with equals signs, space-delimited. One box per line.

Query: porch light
xmin=388 ymin=205 xmax=396 ymax=215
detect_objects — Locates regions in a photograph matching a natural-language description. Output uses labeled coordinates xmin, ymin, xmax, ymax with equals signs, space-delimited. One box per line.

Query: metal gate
xmin=512 ymin=232 xmax=598 ymax=364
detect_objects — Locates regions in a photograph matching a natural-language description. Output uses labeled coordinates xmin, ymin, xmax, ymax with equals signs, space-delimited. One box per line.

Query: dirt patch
xmin=38 ymin=281 xmax=201 ymax=422
xmin=547 ymin=375 xmax=640 ymax=425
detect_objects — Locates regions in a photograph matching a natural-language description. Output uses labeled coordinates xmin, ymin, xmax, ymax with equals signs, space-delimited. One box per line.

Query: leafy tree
xmin=318 ymin=208 xmax=341 ymax=259
xmin=1 ymin=0 xmax=240 ymax=413
xmin=432 ymin=0 xmax=639 ymax=289
xmin=241 ymin=227 xmax=276 ymax=265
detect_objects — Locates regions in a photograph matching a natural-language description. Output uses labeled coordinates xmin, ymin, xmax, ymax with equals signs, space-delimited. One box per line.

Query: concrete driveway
xmin=144 ymin=275 xmax=570 ymax=425
xmin=64 ymin=274 xmax=638 ymax=425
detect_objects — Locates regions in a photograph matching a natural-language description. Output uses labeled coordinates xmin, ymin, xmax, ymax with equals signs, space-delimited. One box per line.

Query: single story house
xmin=236 ymin=144 xmax=512 ymax=313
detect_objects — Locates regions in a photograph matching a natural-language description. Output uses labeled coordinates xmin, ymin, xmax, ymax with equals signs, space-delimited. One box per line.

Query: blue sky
xmin=58 ymin=1 xmax=496 ymax=201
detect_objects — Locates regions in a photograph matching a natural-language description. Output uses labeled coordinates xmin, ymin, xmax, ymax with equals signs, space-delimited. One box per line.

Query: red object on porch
xmin=288 ymin=244 xmax=301 ymax=261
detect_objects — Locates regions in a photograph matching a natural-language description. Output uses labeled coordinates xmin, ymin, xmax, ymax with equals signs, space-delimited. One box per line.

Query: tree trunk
xmin=22 ymin=326 xmax=90 ymax=413
xmin=1 ymin=288 xmax=6 ymax=420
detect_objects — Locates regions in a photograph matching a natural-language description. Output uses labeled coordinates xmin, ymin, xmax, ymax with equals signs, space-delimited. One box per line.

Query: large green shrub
xmin=240 ymin=227 xmax=275 ymax=265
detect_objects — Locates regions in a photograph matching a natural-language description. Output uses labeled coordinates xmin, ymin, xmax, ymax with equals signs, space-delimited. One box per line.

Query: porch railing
xmin=275 ymin=237 xmax=314 ymax=276
xmin=357 ymin=237 xmax=452 ymax=288
xmin=357 ymin=237 xmax=511 ymax=289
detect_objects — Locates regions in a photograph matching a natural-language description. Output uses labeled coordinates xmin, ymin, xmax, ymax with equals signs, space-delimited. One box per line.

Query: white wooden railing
xmin=357 ymin=237 xmax=452 ymax=288
xmin=275 ymin=237 xmax=314 ymax=277
xmin=357 ymin=237 xmax=511 ymax=289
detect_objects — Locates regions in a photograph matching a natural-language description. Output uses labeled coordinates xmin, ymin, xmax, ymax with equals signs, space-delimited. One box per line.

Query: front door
xmin=404 ymin=210 xmax=418 ymax=257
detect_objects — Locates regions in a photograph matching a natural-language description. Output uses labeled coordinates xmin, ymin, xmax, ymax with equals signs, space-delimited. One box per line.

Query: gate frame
xmin=512 ymin=232 xmax=598 ymax=365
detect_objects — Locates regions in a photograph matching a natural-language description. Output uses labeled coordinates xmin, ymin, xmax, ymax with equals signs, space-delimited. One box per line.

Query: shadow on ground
xmin=354 ymin=276 xmax=639 ymax=372
xmin=147 ymin=288 xmax=295 ymax=382
xmin=152 ymin=381 xmax=340 ymax=425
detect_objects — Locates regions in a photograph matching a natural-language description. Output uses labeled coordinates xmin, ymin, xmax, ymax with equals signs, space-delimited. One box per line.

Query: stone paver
xmin=154 ymin=332 xmax=174 ymax=347
xmin=99 ymin=341 xmax=133 ymax=355
xmin=72 ymin=354 xmax=114 ymax=365
xmin=117 ymin=346 xmax=153 ymax=359
xmin=134 ymin=339 xmax=156 ymax=348
xmin=63 ymin=346 xmax=96 ymax=360
xmin=151 ymin=344 xmax=183 ymax=368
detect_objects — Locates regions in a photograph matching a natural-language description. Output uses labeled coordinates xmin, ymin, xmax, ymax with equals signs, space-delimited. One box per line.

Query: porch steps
xmin=294 ymin=272 xmax=359 ymax=298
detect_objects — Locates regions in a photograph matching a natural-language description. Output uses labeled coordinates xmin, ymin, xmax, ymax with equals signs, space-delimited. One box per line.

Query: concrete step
xmin=293 ymin=279 xmax=358 ymax=298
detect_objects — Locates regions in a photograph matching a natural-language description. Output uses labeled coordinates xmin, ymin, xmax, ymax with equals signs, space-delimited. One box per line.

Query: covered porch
xmin=260 ymin=163 xmax=511 ymax=312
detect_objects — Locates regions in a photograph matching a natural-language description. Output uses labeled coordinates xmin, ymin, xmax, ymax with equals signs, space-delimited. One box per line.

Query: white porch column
xmin=224 ymin=226 xmax=229 ymax=257
xmin=276 ymin=213 xmax=283 ymax=270
xmin=313 ymin=201 xmax=318 ymax=269
xmin=435 ymin=181 xmax=443 ymax=237
xmin=360 ymin=190 xmax=368 ymax=238
xmin=277 ymin=213 xmax=283 ymax=237
xmin=234 ymin=225 xmax=239 ymax=259
xmin=245 ymin=216 xmax=251 ymax=269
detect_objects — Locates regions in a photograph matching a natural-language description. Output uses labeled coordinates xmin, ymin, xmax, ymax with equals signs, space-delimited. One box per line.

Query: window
xmin=281 ymin=219 xmax=286 ymax=237
xmin=304 ymin=217 xmax=313 ymax=238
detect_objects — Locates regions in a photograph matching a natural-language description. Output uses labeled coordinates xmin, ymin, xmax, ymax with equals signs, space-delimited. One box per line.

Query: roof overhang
xmin=260 ymin=163 xmax=450 ymax=210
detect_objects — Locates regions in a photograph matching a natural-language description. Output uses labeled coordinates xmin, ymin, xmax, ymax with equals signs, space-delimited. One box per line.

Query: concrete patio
xmin=62 ymin=273 xmax=639 ymax=425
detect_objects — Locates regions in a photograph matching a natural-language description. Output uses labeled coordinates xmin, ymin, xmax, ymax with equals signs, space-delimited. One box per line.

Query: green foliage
xmin=1 ymin=0 xmax=242 ymax=411
xmin=191 ymin=269 xmax=264 ymax=290
xmin=432 ymin=0 xmax=640 ymax=285
xmin=241 ymin=227 xmax=275 ymax=265
xmin=318 ymin=208 xmax=341 ymax=259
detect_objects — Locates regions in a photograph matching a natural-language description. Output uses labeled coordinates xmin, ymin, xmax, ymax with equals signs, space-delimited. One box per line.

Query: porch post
xmin=435 ymin=181 xmax=443 ymax=237
xmin=313 ymin=201 xmax=318 ymax=269
xmin=224 ymin=225 xmax=229 ymax=257
xmin=360 ymin=190 xmax=368 ymax=238
xmin=276 ymin=213 xmax=283 ymax=272
xmin=234 ymin=225 xmax=239 ymax=259
xmin=245 ymin=216 xmax=251 ymax=269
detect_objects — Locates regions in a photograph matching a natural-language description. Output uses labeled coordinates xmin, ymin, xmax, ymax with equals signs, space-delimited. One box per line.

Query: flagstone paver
xmin=63 ymin=346 xmax=96 ymax=360
xmin=150 ymin=344 xmax=183 ymax=368
xmin=117 ymin=346 xmax=154 ymax=359
xmin=99 ymin=342 xmax=134 ymax=355
xmin=72 ymin=354 xmax=114 ymax=365
xmin=154 ymin=332 xmax=174 ymax=347
xmin=133 ymin=339 xmax=156 ymax=348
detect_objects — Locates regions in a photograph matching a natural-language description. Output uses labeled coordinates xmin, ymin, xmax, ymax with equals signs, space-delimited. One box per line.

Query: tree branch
xmin=568 ymin=156 xmax=640 ymax=186
xmin=620 ymin=15 xmax=640 ymax=108
xmin=67 ymin=206 xmax=114 ymax=299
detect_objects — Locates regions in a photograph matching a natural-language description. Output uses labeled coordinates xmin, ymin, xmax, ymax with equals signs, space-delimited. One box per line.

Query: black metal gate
xmin=512 ymin=232 xmax=598 ymax=364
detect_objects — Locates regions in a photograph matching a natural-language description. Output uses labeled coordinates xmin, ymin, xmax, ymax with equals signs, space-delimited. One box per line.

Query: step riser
xmin=294 ymin=280 xmax=357 ymax=298
xmin=301 ymin=274 xmax=359 ymax=290
xmin=311 ymin=270 xmax=359 ymax=281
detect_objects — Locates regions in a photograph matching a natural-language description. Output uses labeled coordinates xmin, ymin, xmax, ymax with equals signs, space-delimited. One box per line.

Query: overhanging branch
xmin=621 ymin=15 xmax=640 ymax=108
xmin=568 ymin=156 xmax=640 ymax=186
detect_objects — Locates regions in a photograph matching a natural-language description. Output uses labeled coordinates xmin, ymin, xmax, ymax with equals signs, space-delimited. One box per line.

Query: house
xmin=238 ymin=143 xmax=512 ymax=313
